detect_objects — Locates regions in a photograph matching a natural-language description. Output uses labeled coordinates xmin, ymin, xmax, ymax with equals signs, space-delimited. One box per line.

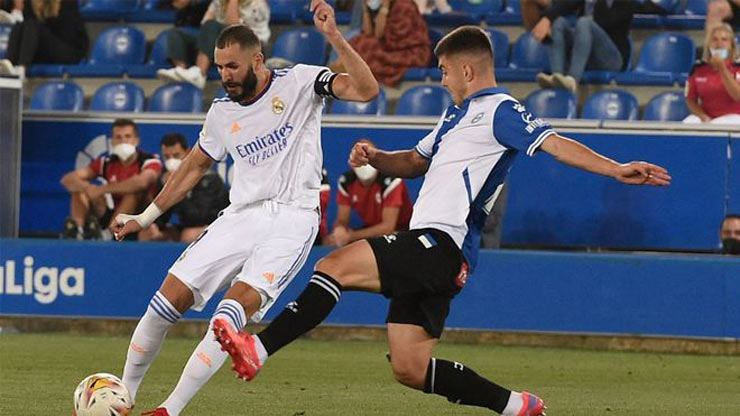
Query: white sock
xmin=254 ymin=335 xmax=269 ymax=366
xmin=122 ymin=291 xmax=181 ymax=401
xmin=501 ymin=391 xmax=524 ymax=416
xmin=160 ymin=299 xmax=247 ymax=416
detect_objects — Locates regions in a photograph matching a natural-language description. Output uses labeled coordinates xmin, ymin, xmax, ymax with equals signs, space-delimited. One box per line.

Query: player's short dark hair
xmin=161 ymin=133 xmax=188 ymax=149
xmin=216 ymin=24 xmax=261 ymax=50
xmin=723 ymin=214 xmax=740 ymax=224
xmin=111 ymin=118 xmax=138 ymax=136
xmin=434 ymin=26 xmax=493 ymax=62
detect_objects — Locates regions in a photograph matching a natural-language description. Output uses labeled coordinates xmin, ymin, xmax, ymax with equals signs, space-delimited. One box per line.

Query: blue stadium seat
xmin=66 ymin=26 xmax=147 ymax=77
xmin=90 ymin=82 xmax=145 ymax=112
xmin=30 ymin=81 xmax=84 ymax=111
xmin=615 ymin=33 xmax=695 ymax=85
xmin=331 ymin=88 xmax=387 ymax=115
xmin=127 ymin=29 xmax=170 ymax=78
xmin=485 ymin=29 xmax=510 ymax=68
xmin=642 ymin=91 xmax=690 ymax=121
xmin=405 ymin=27 xmax=446 ymax=81
xmin=148 ymin=83 xmax=203 ymax=113
xmin=129 ymin=0 xmax=176 ymax=22
xmin=0 ymin=24 xmax=11 ymax=59
xmin=449 ymin=0 xmax=503 ymax=17
xmin=505 ymin=0 xmax=520 ymax=14
xmin=581 ymin=89 xmax=639 ymax=120
xmin=395 ymin=85 xmax=452 ymax=116
xmin=650 ymin=0 xmax=684 ymax=13
xmin=428 ymin=27 xmax=445 ymax=68
xmin=523 ymin=89 xmax=577 ymax=119
xmin=496 ymin=32 xmax=548 ymax=82
xmin=269 ymin=0 xmax=299 ymax=23
xmin=80 ymin=0 xmax=141 ymax=20
xmin=271 ymin=28 xmax=327 ymax=66
xmin=685 ymin=0 xmax=707 ymax=15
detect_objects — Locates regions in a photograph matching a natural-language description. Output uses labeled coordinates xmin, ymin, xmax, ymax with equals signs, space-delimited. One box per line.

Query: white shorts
xmin=169 ymin=200 xmax=318 ymax=322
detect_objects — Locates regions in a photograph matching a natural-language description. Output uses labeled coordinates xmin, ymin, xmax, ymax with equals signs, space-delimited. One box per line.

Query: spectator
xmin=683 ymin=23 xmax=740 ymax=124
xmin=0 ymin=0 xmax=88 ymax=78
xmin=60 ymin=119 xmax=162 ymax=240
xmin=720 ymin=214 xmax=740 ymax=255
xmin=520 ymin=0 xmax=551 ymax=32
xmin=325 ymin=140 xmax=413 ymax=247
xmin=334 ymin=0 xmax=430 ymax=87
xmin=139 ymin=133 xmax=230 ymax=243
xmin=317 ymin=167 xmax=331 ymax=245
xmin=706 ymin=0 xmax=740 ymax=32
xmin=157 ymin=0 xmax=270 ymax=89
xmin=414 ymin=0 xmax=452 ymax=14
xmin=532 ymin=0 xmax=637 ymax=93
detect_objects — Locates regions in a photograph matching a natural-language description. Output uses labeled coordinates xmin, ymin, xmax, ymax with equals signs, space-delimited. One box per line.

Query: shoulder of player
xmin=689 ymin=59 xmax=708 ymax=75
xmin=376 ymin=174 xmax=403 ymax=193
xmin=338 ymin=170 xmax=357 ymax=186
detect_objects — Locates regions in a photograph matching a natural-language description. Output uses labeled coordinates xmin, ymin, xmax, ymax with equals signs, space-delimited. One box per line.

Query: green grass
xmin=1 ymin=333 xmax=739 ymax=415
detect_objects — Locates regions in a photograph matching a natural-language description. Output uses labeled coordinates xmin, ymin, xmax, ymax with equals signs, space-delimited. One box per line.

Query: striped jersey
xmin=411 ymin=87 xmax=555 ymax=270
xmin=198 ymin=64 xmax=336 ymax=211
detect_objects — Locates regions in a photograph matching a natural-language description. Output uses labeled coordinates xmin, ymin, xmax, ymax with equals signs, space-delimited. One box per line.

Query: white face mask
xmin=165 ymin=158 xmax=182 ymax=172
xmin=710 ymin=48 xmax=729 ymax=60
xmin=353 ymin=164 xmax=378 ymax=182
xmin=112 ymin=143 xmax=137 ymax=160
xmin=366 ymin=0 xmax=382 ymax=11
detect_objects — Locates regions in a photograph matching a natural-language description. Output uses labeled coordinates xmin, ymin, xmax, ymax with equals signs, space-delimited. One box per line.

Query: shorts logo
xmin=418 ymin=233 xmax=437 ymax=249
xmin=262 ymin=272 xmax=275 ymax=283
xmin=272 ymin=96 xmax=285 ymax=114
xmin=455 ymin=261 xmax=469 ymax=288
xmin=286 ymin=301 xmax=299 ymax=313
xmin=383 ymin=234 xmax=397 ymax=244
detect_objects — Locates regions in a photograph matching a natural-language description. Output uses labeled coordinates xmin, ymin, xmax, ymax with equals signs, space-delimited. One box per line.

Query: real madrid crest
xmin=272 ymin=96 xmax=285 ymax=114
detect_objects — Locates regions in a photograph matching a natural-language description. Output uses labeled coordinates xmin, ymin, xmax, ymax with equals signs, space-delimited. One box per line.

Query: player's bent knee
xmin=390 ymin=360 xmax=427 ymax=389
xmin=314 ymin=253 xmax=346 ymax=281
xmin=159 ymin=274 xmax=195 ymax=313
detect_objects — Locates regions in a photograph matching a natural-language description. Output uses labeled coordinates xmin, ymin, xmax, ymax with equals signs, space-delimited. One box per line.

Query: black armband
xmin=314 ymin=69 xmax=339 ymax=99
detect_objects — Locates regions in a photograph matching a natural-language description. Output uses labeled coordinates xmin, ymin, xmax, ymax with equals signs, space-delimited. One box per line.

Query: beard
xmin=223 ymin=66 xmax=258 ymax=103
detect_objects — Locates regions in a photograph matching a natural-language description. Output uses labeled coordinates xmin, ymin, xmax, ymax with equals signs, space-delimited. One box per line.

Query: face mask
xmin=112 ymin=143 xmax=136 ymax=160
xmin=165 ymin=158 xmax=182 ymax=172
xmin=366 ymin=0 xmax=382 ymax=11
xmin=353 ymin=164 xmax=378 ymax=182
xmin=710 ymin=48 xmax=729 ymax=60
xmin=721 ymin=238 xmax=740 ymax=255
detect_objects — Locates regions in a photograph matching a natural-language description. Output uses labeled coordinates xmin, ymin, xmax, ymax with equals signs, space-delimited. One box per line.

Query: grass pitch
xmin=1 ymin=332 xmax=739 ymax=415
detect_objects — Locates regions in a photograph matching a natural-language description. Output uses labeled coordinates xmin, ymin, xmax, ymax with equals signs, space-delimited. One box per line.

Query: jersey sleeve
xmin=197 ymin=106 xmax=228 ymax=162
xmin=381 ymin=178 xmax=406 ymax=207
xmin=293 ymin=64 xmax=340 ymax=99
xmin=336 ymin=173 xmax=351 ymax=205
xmin=88 ymin=157 xmax=104 ymax=177
xmin=141 ymin=154 xmax=162 ymax=174
xmin=493 ymin=100 xmax=555 ymax=157
xmin=414 ymin=114 xmax=445 ymax=159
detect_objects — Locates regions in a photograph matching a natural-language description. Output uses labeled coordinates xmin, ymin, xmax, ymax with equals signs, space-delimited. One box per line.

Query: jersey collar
xmin=463 ymin=87 xmax=510 ymax=105
xmin=238 ymin=70 xmax=274 ymax=107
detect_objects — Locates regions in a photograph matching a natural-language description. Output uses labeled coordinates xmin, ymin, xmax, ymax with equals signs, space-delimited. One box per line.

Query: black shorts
xmin=367 ymin=228 xmax=468 ymax=338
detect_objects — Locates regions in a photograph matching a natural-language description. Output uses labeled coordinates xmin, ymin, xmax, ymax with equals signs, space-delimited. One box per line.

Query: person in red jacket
xmin=325 ymin=139 xmax=413 ymax=247
xmin=684 ymin=23 xmax=740 ymax=124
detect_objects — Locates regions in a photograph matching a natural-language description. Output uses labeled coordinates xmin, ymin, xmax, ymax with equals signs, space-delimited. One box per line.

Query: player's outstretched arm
xmin=112 ymin=145 xmax=214 ymax=240
xmin=311 ymin=0 xmax=379 ymax=102
xmin=539 ymin=133 xmax=672 ymax=186
xmin=350 ymin=142 xmax=429 ymax=179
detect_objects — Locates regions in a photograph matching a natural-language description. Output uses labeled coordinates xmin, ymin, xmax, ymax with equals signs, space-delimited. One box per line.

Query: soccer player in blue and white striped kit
xmin=214 ymin=26 xmax=671 ymax=416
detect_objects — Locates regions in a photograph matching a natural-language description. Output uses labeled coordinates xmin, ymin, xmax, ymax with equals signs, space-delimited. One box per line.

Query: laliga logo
xmin=0 ymin=257 xmax=85 ymax=304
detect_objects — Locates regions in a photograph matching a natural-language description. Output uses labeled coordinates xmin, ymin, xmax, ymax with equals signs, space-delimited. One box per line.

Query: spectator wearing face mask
xmin=60 ymin=119 xmax=162 ymax=240
xmin=684 ymin=23 xmax=740 ymax=124
xmin=139 ymin=133 xmax=230 ymax=243
xmin=325 ymin=139 xmax=414 ymax=247
xmin=720 ymin=214 xmax=740 ymax=255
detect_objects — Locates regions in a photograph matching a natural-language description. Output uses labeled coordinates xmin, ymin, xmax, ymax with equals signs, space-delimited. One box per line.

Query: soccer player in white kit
xmin=111 ymin=1 xmax=379 ymax=414
xmin=213 ymin=26 xmax=672 ymax=416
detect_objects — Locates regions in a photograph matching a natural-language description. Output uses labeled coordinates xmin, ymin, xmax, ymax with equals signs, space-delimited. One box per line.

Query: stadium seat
xmin=30 ymin=81 xmax=84 ymax=112
xmin=650 ymin=0 xmax=684 ymax=13
xmin=505 ymin=0 xmax=520 ymax=14
xmin=615 ymin=33 xmax=695 ymax=85
xmin=66 ymin=26 xmax=147 ymax=77
xmin=581 ymin=89 xmax=639 ymax=120
xmin=523 ymin=89 xmax=577 ymax=119
xmin=485 ymin=29 xmax=510 ymax=68
xmin=0 ymin=24 xmax=11 ymax=59
xmin=148 ymin=83 xmax=203 ymax=113
xmin=80 ymin=0 xmax=141 ymax=20
xmin=127 ymin=29 xmax=170 ymax=78
xmin=268 ymin=0 xmax=299 ymax=23
xmin=496 ymin=32 xmax=549 ymax=82
xmin=90 ymin=82 xmax=146 ymax=112
xmin=271 ymin=28 xmax=327 ymax=66
xmin=685 ymin=0 xmax=707 ymax=14
xmin=331 ymin=88 xmax=387 ymax=115
xmin=642 ymin=91 xmax=690 ymax=121
xmin=129 ymin=0 xmax=176 ymax=22
xmin=449 ymin=0 xmax=503 ymax=17
xmin=395 ymin=85 xmax=453 ymax=116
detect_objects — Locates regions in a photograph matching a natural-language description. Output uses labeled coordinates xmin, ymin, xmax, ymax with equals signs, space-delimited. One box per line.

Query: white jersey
xmin=411 ymin=87 xmax=555 ymax=270
xmin=198 ymin=64 xmax=336 ymax=211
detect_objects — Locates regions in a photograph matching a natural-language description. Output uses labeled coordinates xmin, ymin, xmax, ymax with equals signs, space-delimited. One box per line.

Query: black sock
xmin=258 ymin=271 xmax=342 ymax=355
xmin=423 ymin=358 xmax=511 ymax=414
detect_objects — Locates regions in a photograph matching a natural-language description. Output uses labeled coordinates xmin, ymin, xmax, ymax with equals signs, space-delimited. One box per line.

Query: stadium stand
xmin=79 ymin=0 xmax=143 ymax=21
xmin=330 ymin=88 xmax=387 ymax=115
xmin=271 ymin=27 xmax=328 ymax=66
xmin=90 ymin=82 xmax=146 ymax=112
xmin=29 ymin=81 xmax=85 ymax=111
xmin=642 ymin=91 xmax=690 ymax=121
xmin=523 ymin=88 xmax=578 ymax=119
xmin=615 ymin=32 xmax=696 ymax=86
xmin=0 ymin=24 xmax=11 ymax=59
xmin=396 ymin=85 xmax=453 ymax=116
xmin=581 ymin=89 xmax=639 ymax=120
xmin=66 ymin=26 xmax=147 ymax=78
xmin=127 ymin=29 xmax=171 ymax=78
xmin=485 ymin=28 xmax=510 ymax=68
xmin=147 ymin=82 xmax=203 ymax=112
xmin=496 ymin=32 xmax=550 ymax=82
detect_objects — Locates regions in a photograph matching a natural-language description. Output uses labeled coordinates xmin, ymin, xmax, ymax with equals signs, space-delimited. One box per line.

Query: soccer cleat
xmin=62 ymin=218 xmax=82 ymax=240
xmin=212 ymin=318 xmax=262 ymax=381
xmin=83 ymin=216 xmax=103 ymax=240
xmin=141 ymin=408 xmax=170 ymax=416
xmin=517 ymin=391 xmax=547 ymax=416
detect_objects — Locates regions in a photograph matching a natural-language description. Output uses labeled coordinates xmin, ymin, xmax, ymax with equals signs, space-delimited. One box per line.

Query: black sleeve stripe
xmin=314 ymin=69 xmax=339 ymax=99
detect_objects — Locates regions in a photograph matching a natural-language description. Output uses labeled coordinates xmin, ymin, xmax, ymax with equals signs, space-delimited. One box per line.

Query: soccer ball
xmin=73 ymin=373 xmax=133 ymax=416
